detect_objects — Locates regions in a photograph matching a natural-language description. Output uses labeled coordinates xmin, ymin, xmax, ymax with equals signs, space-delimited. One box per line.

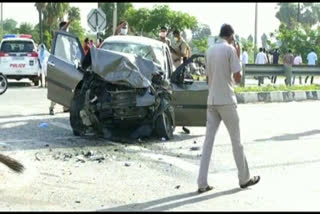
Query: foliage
xmin=276 ymin=3 xmax=320 ymax=28
xmin=270 ymin=22 xmax=320 ymax=63
xmin=240 ymin=37 xmax=255 ymax=64
xmin=68 ymin=6 xmax=81 ymax=21
xmin=98 ymin=2 xmax=134 ymax=37
xmin=191 ymin=38 xmax=208 ymax=54
xmin=69 ymin=20 xmax=85 ymax=44
xmin=68 ymin=7 xmax=85 ymax=43
xmin=123 ymin=5 xmax=197 ymax=38
xmin=191 ymin=23 xmax=211 ymax=40
xmin=235 ymin=84 xmax=320 ymax=93
xmin=261 ymin=33 xmax=268 ymax=49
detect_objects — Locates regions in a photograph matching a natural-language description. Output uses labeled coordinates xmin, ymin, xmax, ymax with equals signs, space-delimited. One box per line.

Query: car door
xmin=170 ymin=54 xmax=208 ymax=126
xmin=47 ymin=31 xmax=84 ymax=108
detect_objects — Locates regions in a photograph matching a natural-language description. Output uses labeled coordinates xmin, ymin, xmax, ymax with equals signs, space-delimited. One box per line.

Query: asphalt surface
xmin=0 ymin=80 xmax=320 ymax=211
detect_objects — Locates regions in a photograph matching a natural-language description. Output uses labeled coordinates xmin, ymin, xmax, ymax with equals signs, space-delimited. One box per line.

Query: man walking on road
xmin=293 ymin=53 xmax=303 ymax=85
xmin=305 ymin=49 xmax=318 ymax=84
xmin=283 ymin=49 xmax=294 ymax=86
xmin=241 ymin=48 xmax=248 ymax=65
xmin=197 ymin=24 xmax=260 ymax=193
xmin=255 ymin=48 xmax=268 ymax=86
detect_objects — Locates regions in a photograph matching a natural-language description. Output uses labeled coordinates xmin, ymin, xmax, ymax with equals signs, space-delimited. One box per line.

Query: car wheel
xmin=0 ymin=74 xmax=8 ymax=95
xmin=70 ymin=90 xmax=86 ymax=136
xmin=33 ymin=78 xmax=39 ymax=86
xmin=155 ymin=109 xmax=174 ymax=140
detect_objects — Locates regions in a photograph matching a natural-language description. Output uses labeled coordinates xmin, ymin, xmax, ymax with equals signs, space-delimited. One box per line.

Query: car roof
xmin=103 ymin=35 xmax=165 ymax=49
xmin=1 ymin=38 xmax=35 ymax=43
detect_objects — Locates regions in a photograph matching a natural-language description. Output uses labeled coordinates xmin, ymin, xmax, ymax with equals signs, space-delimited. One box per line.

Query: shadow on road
xmin=0 ymin=115 xmax=201 ymax=152
xmin=98 ymin=187 xmax=244 ymax=211
xmin=8 ymin=82 xmax=33 ymax=88
xmin=254 ymin=129 xmax=320 ymax=142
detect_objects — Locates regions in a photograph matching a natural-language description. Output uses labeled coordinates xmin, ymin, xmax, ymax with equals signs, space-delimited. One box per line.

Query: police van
xmin=0 ymin=34 xmax=41 ymax=85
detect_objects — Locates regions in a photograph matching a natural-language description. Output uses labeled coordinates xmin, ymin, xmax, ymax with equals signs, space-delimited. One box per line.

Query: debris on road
xmin=182 ymin=126 xmax=190 ymax=134
xmin=190 ymin=146 xmax=200 ymax=151
xmin=124 ymin=162 xmax=131 ymax=167
xmin=175 ymin=185 xmax=181 ymax=189
xmin=35 ymin=152 xmax=41 ymax=161
xmin=89 ymin=155 xmax=105 ymax=163
xmin=193 ymin=140 xmax=197 ymax=144
xmin=39 ymin=123 xmax=48 ymax=128
xmin=76 ymin=157 xmax=86 ymax=163
xmin=75 ymin=201 xmax=81 ymax=204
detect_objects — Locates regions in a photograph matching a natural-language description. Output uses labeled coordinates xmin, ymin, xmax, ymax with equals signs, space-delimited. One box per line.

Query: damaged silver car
xmin=47 ymin=31 xmax=208 ymax=140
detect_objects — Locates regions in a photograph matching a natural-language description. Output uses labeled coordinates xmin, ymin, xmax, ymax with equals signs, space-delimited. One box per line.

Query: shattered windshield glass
xmin=101 ymin=42 xmax=164 ymax=70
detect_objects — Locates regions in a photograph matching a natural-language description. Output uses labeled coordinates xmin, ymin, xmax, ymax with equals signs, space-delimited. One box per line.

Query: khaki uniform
xmin=197 ymin=39 xmax=251 ymax=189
xmin=171 ymin=38 xmax=191 ymax=68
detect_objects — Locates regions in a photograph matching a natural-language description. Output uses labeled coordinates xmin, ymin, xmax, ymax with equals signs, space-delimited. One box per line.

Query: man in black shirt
xmin=270 ymin=49 xmax=280 ymax=84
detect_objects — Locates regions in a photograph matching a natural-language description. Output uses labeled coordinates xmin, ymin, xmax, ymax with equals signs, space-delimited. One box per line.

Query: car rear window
xmin=0 ymin=40 xmax=34 ymax=53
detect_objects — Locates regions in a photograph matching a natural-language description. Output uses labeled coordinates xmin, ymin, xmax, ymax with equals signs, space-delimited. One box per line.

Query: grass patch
xmin=234 ymin=84 xmax=320 ymax=93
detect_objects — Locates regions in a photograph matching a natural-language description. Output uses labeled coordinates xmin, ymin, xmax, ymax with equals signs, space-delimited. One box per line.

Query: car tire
xmin=33 ymin=78 xmax=40 ymax=86
xmin=70 ymin=90 xmax=86 ymax=136
xmin=0 ymin=74 xmax=8 ymax=95
xmin=155 ymin=108 xmax=174 ymax=140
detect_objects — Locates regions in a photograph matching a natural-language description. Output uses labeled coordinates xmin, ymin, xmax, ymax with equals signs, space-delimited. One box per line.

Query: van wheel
xmin=70 ymin=90 xmax=86 ymax=136
xmin=33 ymin=78 xmax=39 ymax=86
xmin=155 ymin=109 xmax=174 ymax=140
xmin=0 ymin=74 xmax=8 ymax=95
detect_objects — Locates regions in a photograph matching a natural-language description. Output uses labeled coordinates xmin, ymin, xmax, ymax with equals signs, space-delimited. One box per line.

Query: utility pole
xmin=254 ymin=3 xmax=258 ymax=62
xmin=40 ymin=9 xmax=43 ymax=43
xmin=1 ymin=3 xmax=3 ymax=38
xmin=297 ymin=2 xmax=300 ymax=23
xmin=113 ymin=3 xmax=117 ymax=35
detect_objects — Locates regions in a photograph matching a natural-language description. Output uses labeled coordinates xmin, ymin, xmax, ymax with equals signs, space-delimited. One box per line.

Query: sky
xmin=1 ymin=2 xmax=280 ymax=46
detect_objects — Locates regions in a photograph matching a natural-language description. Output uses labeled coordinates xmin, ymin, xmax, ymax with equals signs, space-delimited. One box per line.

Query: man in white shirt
xmin=241 ymin=48 xmax=248 ymax=65
xmin=305 ymin=49 xmax=318 ymax=84
xmin=197 ymin=24 xmax=260 ymax=194
xmin=293 ymin=54 xmax=303 ymax=85
xmin=255 ymin=48 xmax=268 ymax=86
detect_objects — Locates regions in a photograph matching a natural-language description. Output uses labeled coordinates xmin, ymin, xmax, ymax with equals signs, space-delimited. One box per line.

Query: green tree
xmin=123 ymin=5 xmax=198 ymax=38
xmin=68 ymin=7 xmax=85 ymax=42
xmin=191 ymin=38 xmax=208 ymax=54
xmin=192 ymin=23 xmax=211 ymax=40
xmin=42 ymin=3 xmax=70 ymax=37
xmin=18 ymin=23 xmax=34 ymax=34
xmin=98 ymin=2 xmax=134 ymax=37
xmin=276 ymin=3 xmax=320 ymax=28
xmin=2 ymin=19 xmax=19 ymax=34
xmin=261 ymin=33 xmax=268 ymax=49
xmin=68 ymin=6 xmax=81 ymax=21
xmin=35 ymin=3 xmax=48 ymax=43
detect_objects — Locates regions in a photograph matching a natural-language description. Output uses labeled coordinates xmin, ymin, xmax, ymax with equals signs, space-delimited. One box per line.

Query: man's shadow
xmin=98 ymin=187 xmax=246 ymax=211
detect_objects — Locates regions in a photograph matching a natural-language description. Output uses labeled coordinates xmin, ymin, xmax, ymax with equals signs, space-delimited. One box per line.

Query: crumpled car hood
xmin=90 ymin=47 xmax=162 ymax=88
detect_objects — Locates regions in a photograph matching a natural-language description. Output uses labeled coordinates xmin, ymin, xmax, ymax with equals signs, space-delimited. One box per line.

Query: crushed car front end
xmin=70 ymin=47 xmax=175 ymax=140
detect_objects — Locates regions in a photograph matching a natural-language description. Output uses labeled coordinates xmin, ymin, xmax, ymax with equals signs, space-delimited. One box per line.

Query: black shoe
xmin=240 ymin=176 xmax=260 ymax=188
xmin=197 ymin=185 xmax=214 ymax=194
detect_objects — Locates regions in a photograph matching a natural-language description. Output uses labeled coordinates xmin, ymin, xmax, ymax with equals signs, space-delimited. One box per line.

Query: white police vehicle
xmin=0 ymin=34 xmax=41 ymax=85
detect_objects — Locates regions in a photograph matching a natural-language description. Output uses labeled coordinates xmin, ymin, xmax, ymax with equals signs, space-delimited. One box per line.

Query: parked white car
xmin=0 ymin=34 xmax=41 ymax=85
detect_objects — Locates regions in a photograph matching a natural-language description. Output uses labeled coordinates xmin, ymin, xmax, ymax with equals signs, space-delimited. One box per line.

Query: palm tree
xmin=42 ymin=3 xmax=70 ymax=37
xmin=35 ymin=3 xmax=47 ymax=43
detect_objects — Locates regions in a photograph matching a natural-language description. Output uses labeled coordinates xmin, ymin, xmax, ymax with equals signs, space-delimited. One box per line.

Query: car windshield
xmin=1 ymin=40 xmax=34 ymax=53
xmin=101 ymin=42 xmax=165 ymax=70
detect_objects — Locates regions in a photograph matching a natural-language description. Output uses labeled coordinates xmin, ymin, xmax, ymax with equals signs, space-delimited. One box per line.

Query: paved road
xmin=0 ymin=82 xmax=320 ymax=211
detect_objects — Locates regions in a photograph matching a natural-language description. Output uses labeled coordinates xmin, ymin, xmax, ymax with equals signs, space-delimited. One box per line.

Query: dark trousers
xmin=305 ymin=76 xmax=314 ymax=84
